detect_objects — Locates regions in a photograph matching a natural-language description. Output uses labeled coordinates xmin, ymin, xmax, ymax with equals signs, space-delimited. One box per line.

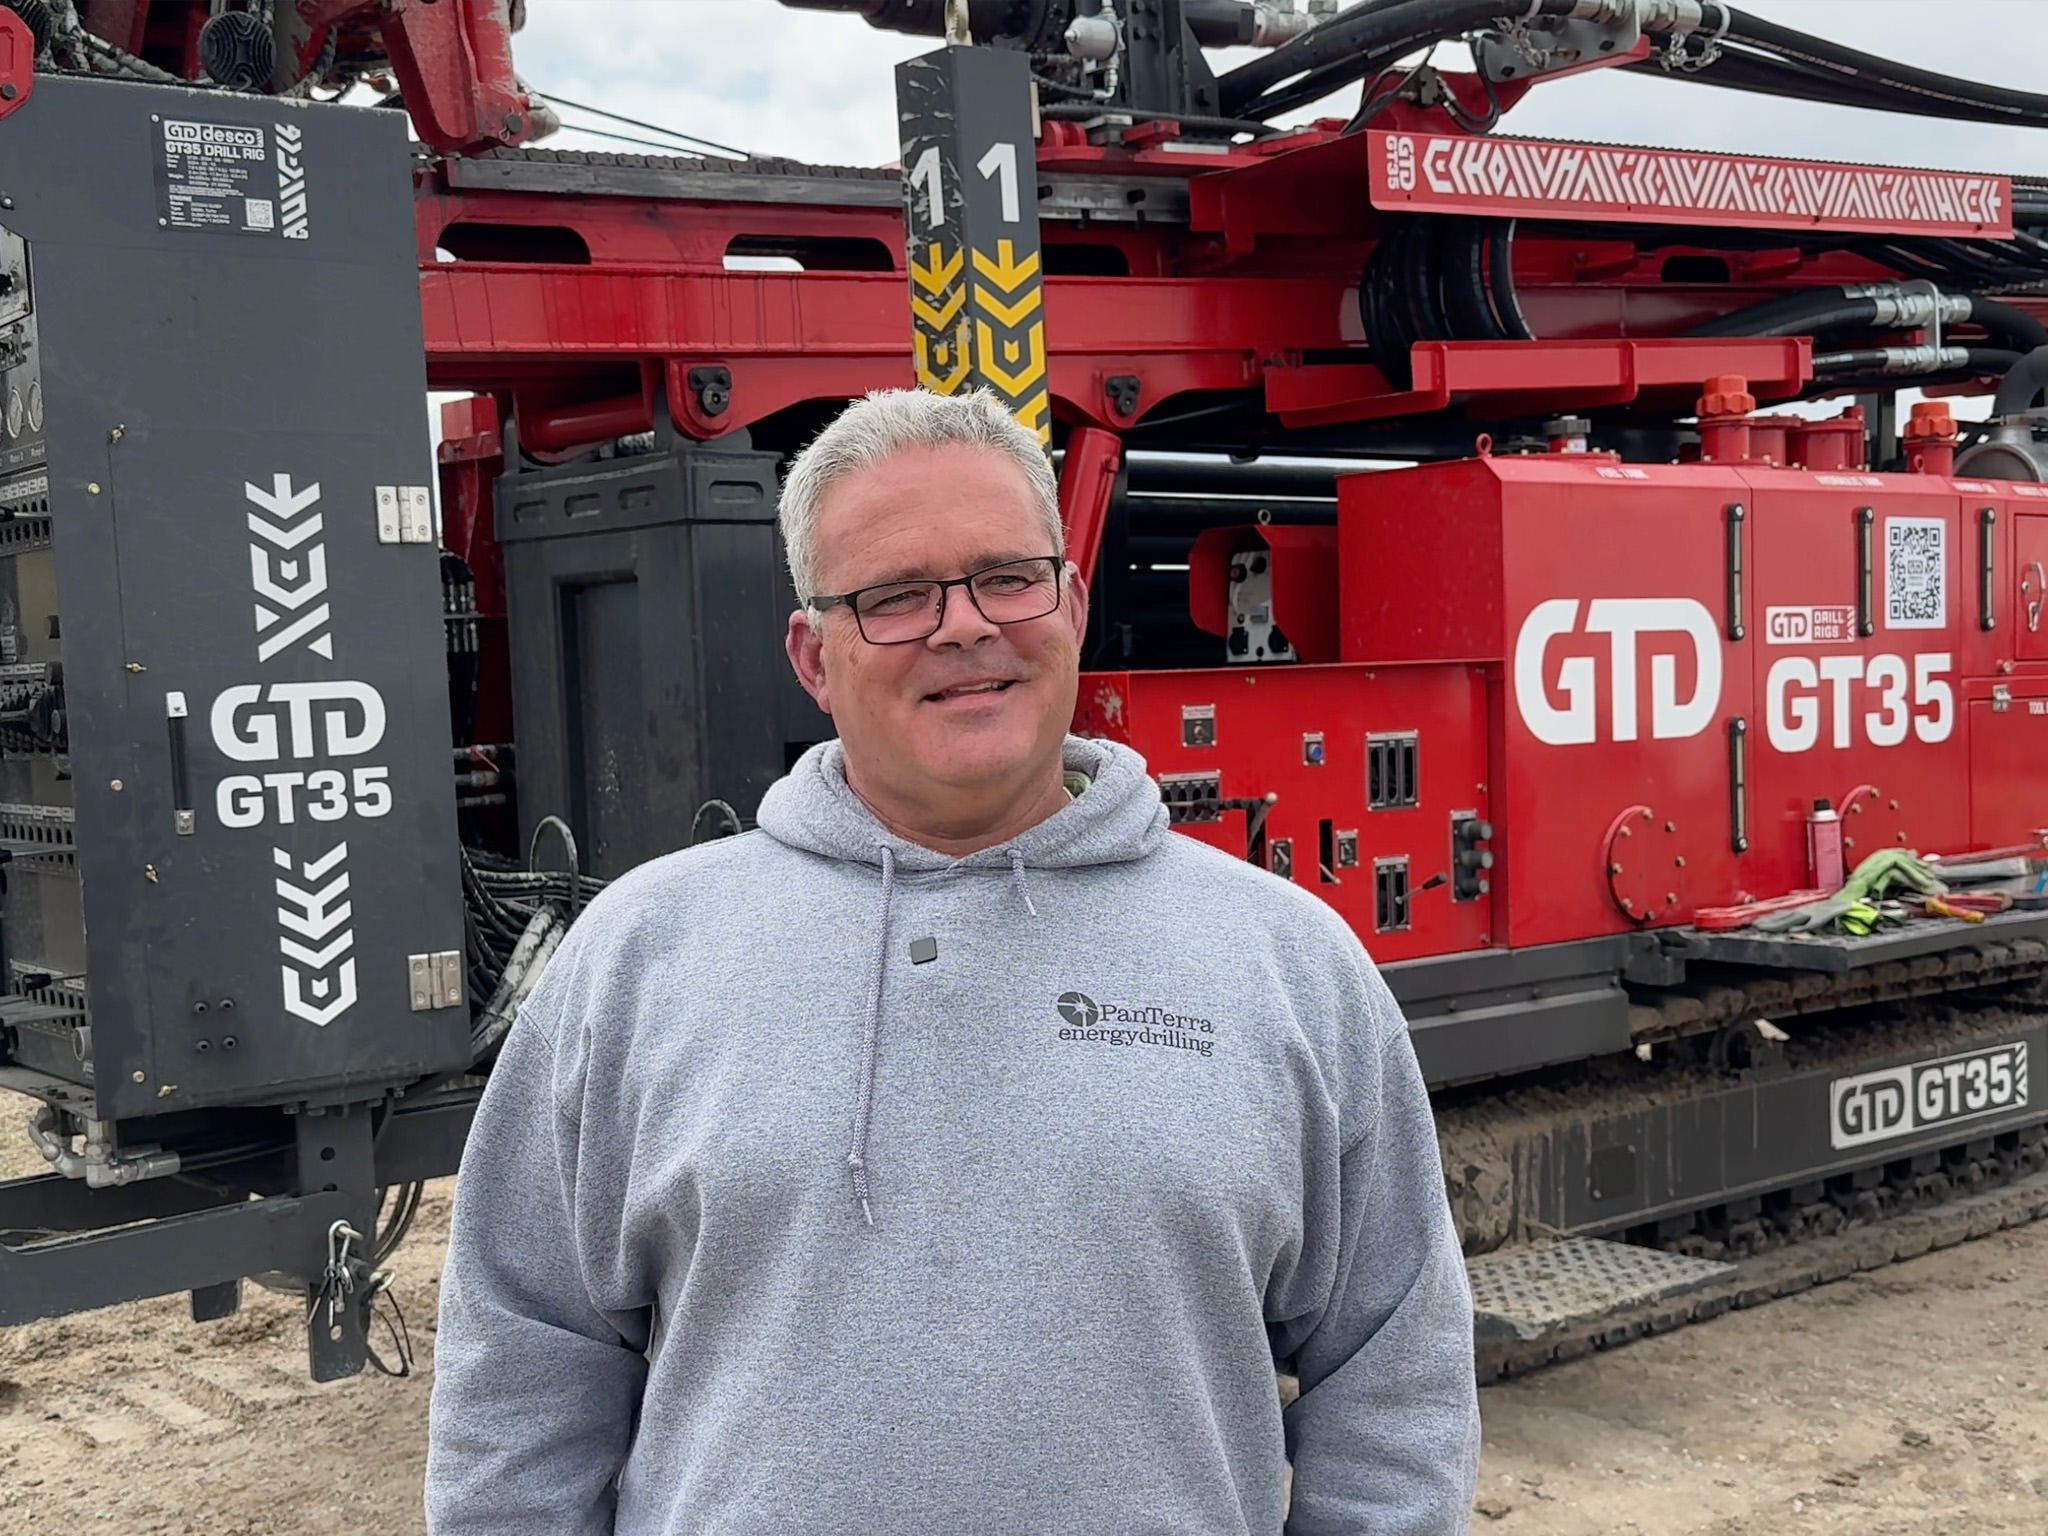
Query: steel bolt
xmin=1665 ymin=821 xmax=1677 ymax=833
xmin=1618 ymin=825 xmax=1632 ymax=838
xmin=86 ymin=483 xmax=100 ymax=495
xmin=1667 ymin=892 xmax=1678 ymax=904
xmin=108 ymin=425 xmax=125 ymax=443
xmin=1608 ymin=862 xmax=1623 ymax=875
xmin=1 ymin=198 xmax=13 ymax=210
xmin=109 ymin=779 xmax=122 ymax=791
xmin=131 ymin=1069 xmax=145 ymax=1083
xmin=1890 ymin=800 xmax=1900 ymax=810
xmin=1621 ymin=897 xmax=1635 ymax=910
xmin=1675 ymin=856 xmax=1687 ymax=867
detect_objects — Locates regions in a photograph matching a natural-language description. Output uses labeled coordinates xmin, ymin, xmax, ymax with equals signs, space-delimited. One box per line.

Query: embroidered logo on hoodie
xmin=1055 ymin=992 xmax=1218 ymax=1058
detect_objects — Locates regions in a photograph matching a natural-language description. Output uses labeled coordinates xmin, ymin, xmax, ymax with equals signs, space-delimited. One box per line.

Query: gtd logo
xmin=1512 ymin=598 xmax=1722 ymax=746
xmin=210 ymin=680 xmax=386 ymax=763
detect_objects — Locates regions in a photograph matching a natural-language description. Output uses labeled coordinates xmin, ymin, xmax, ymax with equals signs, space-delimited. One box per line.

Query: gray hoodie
xmin=425 ymin=735 xmax=1478 ymax=1536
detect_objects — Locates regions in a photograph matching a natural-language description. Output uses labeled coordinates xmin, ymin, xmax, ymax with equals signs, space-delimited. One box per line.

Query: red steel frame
xmin=418 ymin=92 xmax=2048 ymax=970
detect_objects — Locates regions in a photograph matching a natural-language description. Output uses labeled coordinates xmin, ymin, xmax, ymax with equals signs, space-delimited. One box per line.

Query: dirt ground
xmin=3 ymin=1157 xmax=2046 ymax=1535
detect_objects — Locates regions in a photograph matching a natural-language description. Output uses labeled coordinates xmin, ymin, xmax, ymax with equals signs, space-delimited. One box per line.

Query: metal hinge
xmin=407 ymin=951 xmax=464 ymax=1011
xmin=376 ymin=486 xmax=434 ymax=545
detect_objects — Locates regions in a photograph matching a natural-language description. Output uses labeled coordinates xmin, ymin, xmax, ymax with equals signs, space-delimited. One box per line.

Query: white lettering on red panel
xmin=1370 ymin=131 xmax=2011 ymax=237
xmin=1513 ymin=598 xmax=1721 ymax=745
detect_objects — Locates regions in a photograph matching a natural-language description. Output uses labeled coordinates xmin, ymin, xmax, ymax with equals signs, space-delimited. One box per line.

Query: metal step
xmin=1468 ymin=1238 xmax=1734 ymax=1343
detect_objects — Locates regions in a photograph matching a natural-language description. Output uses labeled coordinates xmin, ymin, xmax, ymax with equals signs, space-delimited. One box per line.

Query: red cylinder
xmin=1789 ymin=406 xmax=1866 ymax=471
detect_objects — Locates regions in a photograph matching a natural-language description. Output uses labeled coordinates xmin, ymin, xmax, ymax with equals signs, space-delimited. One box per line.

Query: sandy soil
xmin=3 ymin=1158 xmax=2045 ymax=1535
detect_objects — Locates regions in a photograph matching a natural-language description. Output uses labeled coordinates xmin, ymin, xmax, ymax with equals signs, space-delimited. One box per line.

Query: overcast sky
xmin=513 ymin=0 xmax=2048 ymax=173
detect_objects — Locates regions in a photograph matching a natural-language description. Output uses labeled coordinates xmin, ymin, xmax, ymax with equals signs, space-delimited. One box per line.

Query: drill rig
xmin=6 ymin=0 xmax=2048 ymax=1377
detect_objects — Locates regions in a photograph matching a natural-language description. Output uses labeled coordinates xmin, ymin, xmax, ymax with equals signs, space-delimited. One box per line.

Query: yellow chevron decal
xmin=909 ymin=240 xmax=965 ymax=295
xmin=912 ymin=285 xmax=967 ymax=331
xmin=973 ymin=281 xmax=1041 ymax=330
xmin=914 ymin=322 xmax=972 ymax=394
xmin=1013 ymin=392 xmax=1051 ymax=444
xmin=974 ymin=317 xmax=1045 ymax=397
xmin=971 ymin=239 xmax=1040 ymax=292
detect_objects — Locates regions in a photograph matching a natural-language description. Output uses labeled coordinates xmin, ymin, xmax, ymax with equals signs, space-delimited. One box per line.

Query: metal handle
xmin=1727 ymin=716 xmax=1749 ymax=853
xmin=165 ymin=691 xmax=193 ymax=836
xmin=1723 ymin=501 xmax=1745 ymax=641
xmin=1855 ymin=506 xmax=1875 ymax=637
xmin=1979 ymin=506 xmax=1997 ymax=632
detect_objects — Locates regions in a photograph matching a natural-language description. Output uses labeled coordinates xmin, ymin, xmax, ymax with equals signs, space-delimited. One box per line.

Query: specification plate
xmin=1830 ymin=1040 xmax=2030 ymax=1150
xmin=154 ymin=117 xmax=310 ymax=241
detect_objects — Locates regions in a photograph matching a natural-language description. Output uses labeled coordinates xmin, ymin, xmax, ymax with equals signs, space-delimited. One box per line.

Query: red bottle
xmin=1807 ymin=798 xmax=1844 ymax=893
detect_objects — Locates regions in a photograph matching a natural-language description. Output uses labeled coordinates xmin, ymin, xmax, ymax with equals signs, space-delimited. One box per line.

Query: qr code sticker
xmin=243 ymin=197 xmax=275 ymax=231
xmin=1885 ymin=517 xmax=1946 ymax=629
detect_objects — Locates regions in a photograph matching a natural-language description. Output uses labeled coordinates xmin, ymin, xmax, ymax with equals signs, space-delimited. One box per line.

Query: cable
xmin=536 ymin=92 xmax=749 ymax=159
xmin=551 ymin=120 xmax=737 ymax=158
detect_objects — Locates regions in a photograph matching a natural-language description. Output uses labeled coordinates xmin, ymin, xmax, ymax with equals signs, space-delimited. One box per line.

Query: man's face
xmin=785 ymin=443 xmax=1086 ymax=805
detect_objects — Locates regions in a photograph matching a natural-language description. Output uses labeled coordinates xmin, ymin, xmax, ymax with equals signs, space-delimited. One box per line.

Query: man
xmin=426 ymin=388 xmax=1480 ymax=1535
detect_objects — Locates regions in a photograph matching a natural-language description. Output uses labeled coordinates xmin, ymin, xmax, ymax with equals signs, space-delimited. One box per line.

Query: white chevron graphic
xmin=255 ymin=604 xmax=333 ymax=660
xmin=282 ymin=958 xmax=356 ymax=1026
xmin=246 ymin=510 xmax=325 ymax=550
xmin=245 ymin=475 xmax=321 ymax=520
xmin=274 ymin=843 xmax=357 ymax=1027
xmin=274 ymin=872 xmax=350 ymax=939
xmin=244 ymin=475 xmax=333 ymax=663
xmin=250 ymin=544 xmax=327 ymax=610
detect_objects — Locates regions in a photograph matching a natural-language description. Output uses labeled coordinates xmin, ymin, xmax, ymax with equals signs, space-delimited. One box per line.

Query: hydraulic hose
xmin=1811 ymin=346 xmax=2020 ymax=379
xmin=1966 ymin=296 xmax=2048 ymax=356
xmin=1992 ymin=345 xmax=2048 ymax=417
xmin=1219 ymin=0 xmax=1580 ymax=120
xmin=1721 ymin=6 xmax=2048 ymax=127
xmin=1360 ymin=214 xmax=1528 ymax=385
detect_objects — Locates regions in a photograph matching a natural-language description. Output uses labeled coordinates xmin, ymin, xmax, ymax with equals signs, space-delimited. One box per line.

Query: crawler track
xmin=1450 ymin=980 xmax=2048 ymax=1383
xmin=1476 ymin=1141 xmax=2048 ymax=1385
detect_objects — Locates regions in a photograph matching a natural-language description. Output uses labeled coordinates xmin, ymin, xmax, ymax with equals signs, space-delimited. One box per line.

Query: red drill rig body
xmin=6 ymin=0 xmax=2048 ymax=1375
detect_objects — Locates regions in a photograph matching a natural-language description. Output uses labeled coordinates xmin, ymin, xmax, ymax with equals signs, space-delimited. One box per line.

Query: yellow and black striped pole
xmin=895 ymin=46 xmax=1050 ymax=445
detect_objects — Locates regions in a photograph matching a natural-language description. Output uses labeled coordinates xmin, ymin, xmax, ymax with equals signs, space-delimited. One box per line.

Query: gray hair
xmin=778 ymin=388 xmax=1063 ymax=607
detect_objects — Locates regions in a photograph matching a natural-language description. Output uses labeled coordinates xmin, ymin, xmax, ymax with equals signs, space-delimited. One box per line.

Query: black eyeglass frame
xmin=806 ymin=555 xmax=1066 ymax=645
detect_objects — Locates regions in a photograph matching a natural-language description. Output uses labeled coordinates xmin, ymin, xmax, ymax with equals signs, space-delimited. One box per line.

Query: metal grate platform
xmin=1467 ymin=1238 xmax=1735 ymax=1342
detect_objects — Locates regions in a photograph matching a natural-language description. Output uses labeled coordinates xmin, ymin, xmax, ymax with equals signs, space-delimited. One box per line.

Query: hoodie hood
xmin=756 ymin=733 xmax=1169 ymax=871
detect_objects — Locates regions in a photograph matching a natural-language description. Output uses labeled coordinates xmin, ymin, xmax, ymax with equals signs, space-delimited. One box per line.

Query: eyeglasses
xmin=808 ymin=556 xmax=1065 ymax=645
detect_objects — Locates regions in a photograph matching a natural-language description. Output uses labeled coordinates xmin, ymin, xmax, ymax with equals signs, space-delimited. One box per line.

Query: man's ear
xmin=786 ymin=609 xmax=833 ymax=715
xmin=1064 ymin=562 xmax=1090 ymax=646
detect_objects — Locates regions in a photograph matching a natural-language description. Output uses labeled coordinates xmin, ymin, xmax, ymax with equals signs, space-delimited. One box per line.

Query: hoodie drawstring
xmin=1009 ymin=846 xmax=1039 ymax=918
xmin=847 ymin=843 xmax=1043 ymax=1224
xmin=846 ymin=844 xmax=894 ymax=1226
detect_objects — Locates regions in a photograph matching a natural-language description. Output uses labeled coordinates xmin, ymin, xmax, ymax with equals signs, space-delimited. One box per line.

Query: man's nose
xmin=927 ymin=582 xmax=1001 ymax=647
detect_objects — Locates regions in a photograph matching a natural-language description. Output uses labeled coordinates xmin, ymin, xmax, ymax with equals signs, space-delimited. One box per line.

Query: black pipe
xmin=1966 ymin=297 xmax=2048 ymax=355
xmin=1724 ymin=6 xmax=2048 ymax=126
xmin=1218 ymin=0 xmax=1580 ymax=119
xmin=1993 ymin=345 xmax=2048 ymax=416
xmin=1812 ymin=347 xmax=2020 ymax=377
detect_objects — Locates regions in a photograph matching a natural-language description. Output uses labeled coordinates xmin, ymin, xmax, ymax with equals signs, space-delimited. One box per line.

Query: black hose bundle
xmin=1361 ymin=214 xmax=1530 ymax=386
xmin=1220 ymin=0 xmax=1582 ymax=123
xmin=1221 ymin=0 xmax=2048 ymax=134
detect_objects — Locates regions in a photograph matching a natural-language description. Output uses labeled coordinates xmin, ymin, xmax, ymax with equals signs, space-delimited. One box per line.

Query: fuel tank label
xmin=1829 ymin=1041 xmax=2030 ymax=1150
